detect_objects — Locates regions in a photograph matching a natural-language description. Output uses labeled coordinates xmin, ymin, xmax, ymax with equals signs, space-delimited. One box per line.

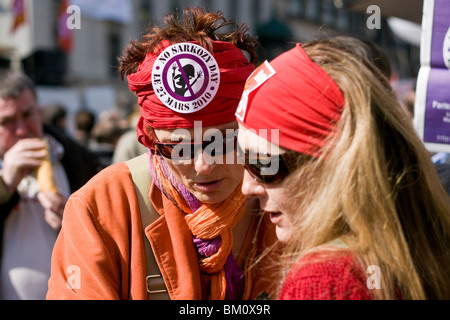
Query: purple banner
xmin=430 ymin=1 xmax=450 ymax=68
xmin=416 ymin=0 xmax=450 ymax=151
xmin=424 ymin=68 xmax=450 ymax=144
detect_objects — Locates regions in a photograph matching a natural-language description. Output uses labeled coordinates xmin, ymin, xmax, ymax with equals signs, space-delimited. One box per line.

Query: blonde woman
xmin=236 ymin=38 xmax=450 ymax=300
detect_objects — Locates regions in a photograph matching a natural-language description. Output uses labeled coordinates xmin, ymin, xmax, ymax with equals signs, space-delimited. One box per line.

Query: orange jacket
xmin=47 ymin=162 xmax=279 ymax=300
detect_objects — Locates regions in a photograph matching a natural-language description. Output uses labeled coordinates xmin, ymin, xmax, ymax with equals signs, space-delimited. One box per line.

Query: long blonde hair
xmin=281 ymin=39 xmax=450 ymax=300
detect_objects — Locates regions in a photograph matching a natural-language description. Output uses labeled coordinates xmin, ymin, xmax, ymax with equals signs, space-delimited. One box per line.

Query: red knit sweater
xmin=279 ymin=251 xmax=372 ymax=300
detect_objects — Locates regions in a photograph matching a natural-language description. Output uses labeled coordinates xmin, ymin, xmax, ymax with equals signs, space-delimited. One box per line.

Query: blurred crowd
xmin=42 ymin=95 xmax=147 ymax=167
xmin=0 ymin=72 xmax=146 ymax=300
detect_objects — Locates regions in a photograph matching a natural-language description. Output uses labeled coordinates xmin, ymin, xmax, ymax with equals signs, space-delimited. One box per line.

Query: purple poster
xmin=416 ymin=0 xmax=450 ymax=152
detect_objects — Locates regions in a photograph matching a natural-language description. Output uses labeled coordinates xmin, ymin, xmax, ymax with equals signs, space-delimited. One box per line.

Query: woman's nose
xmin=241 ymin=170 xmax=266 ymax=198
xmin=194 ymin=150 xmax=216 ymax=175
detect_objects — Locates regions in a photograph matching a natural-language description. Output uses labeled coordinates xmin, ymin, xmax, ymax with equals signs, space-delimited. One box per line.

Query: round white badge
xmin=152 ymin=43 xmax=221 ymax=114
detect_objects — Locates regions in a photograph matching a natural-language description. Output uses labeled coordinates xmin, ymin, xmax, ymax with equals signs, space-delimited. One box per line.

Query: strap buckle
xmin=146 ymin=275 xmax=168 ymax=294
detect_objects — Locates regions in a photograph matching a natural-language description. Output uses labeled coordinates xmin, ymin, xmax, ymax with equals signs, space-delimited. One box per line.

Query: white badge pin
xmin=152 ymin=43 xmax=221 ymax=114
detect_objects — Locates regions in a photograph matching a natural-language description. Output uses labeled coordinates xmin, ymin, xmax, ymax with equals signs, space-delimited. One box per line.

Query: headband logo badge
xmin=236 ymin=61 xmax=276 ymax=122
xmin=152 ymin=43 xmax=220 ymax=114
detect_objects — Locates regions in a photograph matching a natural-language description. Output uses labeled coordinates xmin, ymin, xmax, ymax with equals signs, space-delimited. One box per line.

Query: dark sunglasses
xmin=151 ymin=127 xmax=238 ymax=161
xmin=237 ymin=143 xmax=308 ymax=185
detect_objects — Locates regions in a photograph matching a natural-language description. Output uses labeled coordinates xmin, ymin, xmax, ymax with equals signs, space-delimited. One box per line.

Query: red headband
xmin=128 ymin=40 xmax=255 ymax=149
xmin=236 ymin=44 xmax=345 ymax=157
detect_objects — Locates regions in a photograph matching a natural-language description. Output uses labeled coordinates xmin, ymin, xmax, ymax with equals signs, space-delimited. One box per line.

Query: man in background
xmin=0 ymin=71 xmax=101 ymax=299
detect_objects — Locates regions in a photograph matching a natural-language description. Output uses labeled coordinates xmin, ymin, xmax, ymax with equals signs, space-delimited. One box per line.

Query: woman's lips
xmin=194 ymin=179 xmax=224 ymax=192
xmin=268 ymin=211 xmax=283 ymax=224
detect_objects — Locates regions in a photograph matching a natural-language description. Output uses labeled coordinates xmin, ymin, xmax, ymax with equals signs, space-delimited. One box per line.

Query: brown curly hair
xmin=118 ymin=7 xmax=261 ymax=80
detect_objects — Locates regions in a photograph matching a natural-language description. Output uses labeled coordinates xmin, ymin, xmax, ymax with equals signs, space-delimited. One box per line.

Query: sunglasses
xmin=151 ymin=127 xmax=238 ymax=161
xmin=237 ymin=143 xmax=307 ymax=185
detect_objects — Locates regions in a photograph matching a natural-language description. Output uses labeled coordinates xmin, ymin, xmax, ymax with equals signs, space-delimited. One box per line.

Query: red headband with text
xmin=128 ymin=40 xmax=254 ymax=149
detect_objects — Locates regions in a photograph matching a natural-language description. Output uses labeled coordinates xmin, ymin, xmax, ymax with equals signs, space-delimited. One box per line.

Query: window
xmin=321 ymin=0 xmax=336 ymax=26
xmin=108 ymin=22 xmax=121 ymax=78
xmin=290 ymin=0 xmax=305 ymax=18
xmin=305 ymin=0 xmax=320 ymax=21
xmin=336 ymin=7 xmax=350 ymax=31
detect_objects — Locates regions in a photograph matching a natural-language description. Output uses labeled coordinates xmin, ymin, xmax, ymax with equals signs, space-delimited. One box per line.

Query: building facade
xmin=0 ymin=0 xmax=420 ymax=126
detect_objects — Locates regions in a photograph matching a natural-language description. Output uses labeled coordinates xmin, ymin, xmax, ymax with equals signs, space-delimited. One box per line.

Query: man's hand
xmin=37 ymin=191 xmax=67 ymax=231
xmin=2 ymin=139 xmax=46 ymax=196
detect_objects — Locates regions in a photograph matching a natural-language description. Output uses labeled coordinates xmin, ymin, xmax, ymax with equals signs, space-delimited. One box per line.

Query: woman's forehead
xmin=237 ymin=123 xmax=283 ymax=155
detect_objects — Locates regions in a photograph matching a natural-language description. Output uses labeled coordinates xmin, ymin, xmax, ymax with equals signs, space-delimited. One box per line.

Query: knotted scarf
xmin=149 ymin=152 xmax=247 ymax=300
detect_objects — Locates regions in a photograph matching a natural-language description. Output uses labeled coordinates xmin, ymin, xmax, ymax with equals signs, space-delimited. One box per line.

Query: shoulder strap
xmin=126 ymin=154 xmax=170 ymax=300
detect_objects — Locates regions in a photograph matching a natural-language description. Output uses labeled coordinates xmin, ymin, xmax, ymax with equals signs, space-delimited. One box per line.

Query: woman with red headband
xmin=237 ymin=38 xmax=450 ymax=300
xmin=47 ymin=8 xmax=279 ymax=300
